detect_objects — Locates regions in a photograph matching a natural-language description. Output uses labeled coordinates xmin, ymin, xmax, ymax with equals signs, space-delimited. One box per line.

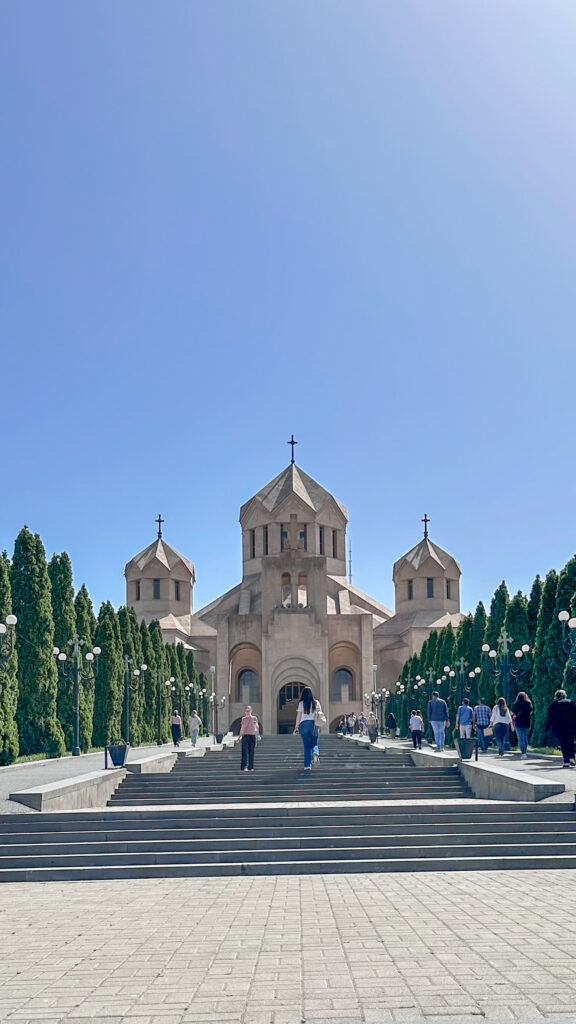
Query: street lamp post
xmin=481 ymin=628 xmax=530 ymax=703
xmin=0 ymin=613 xmax=17 ymax=669
xmin=54 ymin=634 xmax=101 ymax=756
xmin=122 ymin=656 xmax=148 ymax=747
xmin=209 ymin=665 xmax=216 ymax=740
xmin=558 ymin=611 xmax=576 ymax=665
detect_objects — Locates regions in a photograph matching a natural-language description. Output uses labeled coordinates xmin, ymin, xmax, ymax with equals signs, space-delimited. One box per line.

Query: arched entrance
xmin=272 ymin=657 xmax=321 ymax=734
xmin=277 ymin=683 xmax=305 ymax=734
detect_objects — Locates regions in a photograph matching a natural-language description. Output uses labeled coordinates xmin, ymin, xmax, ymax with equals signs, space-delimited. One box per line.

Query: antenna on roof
xmin=348 ymin=540 xmax=352 ymax=584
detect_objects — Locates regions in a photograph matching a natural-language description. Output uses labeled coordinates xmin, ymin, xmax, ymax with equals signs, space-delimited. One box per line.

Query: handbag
xmin=314 ymin=703 xmax=327 ymax=729
xmin=482 ymin=726 xmax=494 ymax=737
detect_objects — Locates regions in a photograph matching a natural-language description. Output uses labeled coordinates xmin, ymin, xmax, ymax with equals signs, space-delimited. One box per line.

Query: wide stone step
xmin=4 ymin=829 xmax=576 ymax=858
xmin=2 ymin=818 xmax=576 ymax=845
xmin=2 ymin=804 xmax=571 ymax=831
xmin=4 ymin=852 xmax=576 ymax=882
xmin=5 ymin=839 xmax=576 ymax=869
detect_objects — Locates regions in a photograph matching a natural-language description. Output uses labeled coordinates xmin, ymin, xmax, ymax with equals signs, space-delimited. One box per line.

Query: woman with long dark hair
xmin=490 ymin=697 xmax=512 ymax=757
xmin=512 ymin=691 xmax=533 ymax=759
xmin=293 ymin=686 xmax=325 ymax=769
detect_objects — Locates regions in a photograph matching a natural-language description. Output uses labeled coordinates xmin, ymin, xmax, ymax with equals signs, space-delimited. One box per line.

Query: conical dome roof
xmin=393 ymin=537 xmax=460 ymax=580
xmin=240 ymin=464 xmax=347 ymax=519
xmin=125 ymin=538 xmax=195 ymax=577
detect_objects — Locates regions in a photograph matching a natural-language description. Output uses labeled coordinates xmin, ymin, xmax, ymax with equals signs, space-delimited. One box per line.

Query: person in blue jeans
xmin=473 ymin=701 xmax=492 ymax=752
xmin=293 ymin=687 xmax=324 ymax=769
xmin=512 ymin=691 xmax=532 ymax=759
xmin=427 ymin=691 xmax=450 ymax=751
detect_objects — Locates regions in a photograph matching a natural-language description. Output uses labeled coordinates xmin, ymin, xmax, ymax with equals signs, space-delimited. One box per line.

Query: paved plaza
xmin=2 ymin=871 xmax=576 ymax=1024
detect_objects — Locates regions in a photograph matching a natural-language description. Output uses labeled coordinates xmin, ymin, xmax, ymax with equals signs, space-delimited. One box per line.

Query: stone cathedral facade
xmin=125 ymin=462 xmax=463 ymax=733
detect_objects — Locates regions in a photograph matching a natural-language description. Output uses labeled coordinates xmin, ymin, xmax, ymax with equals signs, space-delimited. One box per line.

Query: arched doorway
xmin=277 ymin=683 xmax=305 ymax=733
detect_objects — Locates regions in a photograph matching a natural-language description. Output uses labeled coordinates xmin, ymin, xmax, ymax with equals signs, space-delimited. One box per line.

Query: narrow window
xmin=281 ymin=524 xmax=287 ymax=552
xmin=446 ymin=579 xmax=452 ymax=600
xmin=332 ymin=529 xmax=338 ymax=559
xmin=249 ymin=529 xmax=256 ymax=559
xmin=319 ymin=526 xmax=324 ymax=555
xmin=264 ymin=525 xmax=269 ymax=555
xmin=153 ymin=579 xmax=161 ymax=600
xmin=174 ymin=581 xmax=181 ymax=602
xmin=281 ymin=572 xmax=292 ymax=608
xmin=407 ymin=580 xmax=413 ymax=601
xmin=427 ymin=578 xmax=434 ymax=599
xmin=135 ymin=580 xmax=141 ymax=602
xmin=298 ymin=573 xmax=308 ymax=608
xmin=299 ymin=525 xmax=307 ymax=551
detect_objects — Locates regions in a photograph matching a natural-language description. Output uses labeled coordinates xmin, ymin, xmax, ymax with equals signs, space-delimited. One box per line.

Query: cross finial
xmin=498 ymin=627 xmax=514 ymax=655
xmin=287 ymin=434 xmax=298 ymax=464
xmin=155 ymin=514 xmax=164 ymax=540
xmin=422 ymin=514 xmax=430 ymax=539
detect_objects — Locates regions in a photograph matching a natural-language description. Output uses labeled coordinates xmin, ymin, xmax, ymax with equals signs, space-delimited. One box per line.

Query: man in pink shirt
xmin=239 ymin=705 xmax=259 ymax=771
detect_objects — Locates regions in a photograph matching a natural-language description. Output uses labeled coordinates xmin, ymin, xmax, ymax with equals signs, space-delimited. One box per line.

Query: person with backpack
xmin=512 ymin=691 xmax=533 ymax=760
xmin=427 ymin=691 xmax=450 ymax=752
xmin=294 ymin=687 xmax=325 ymax=769
xmin=545 ymin=689 xmax=576 ymax=768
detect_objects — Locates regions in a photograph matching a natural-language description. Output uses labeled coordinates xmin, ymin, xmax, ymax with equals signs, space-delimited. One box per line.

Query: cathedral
xmin=125 ymin=458 xmax=463 ymax=733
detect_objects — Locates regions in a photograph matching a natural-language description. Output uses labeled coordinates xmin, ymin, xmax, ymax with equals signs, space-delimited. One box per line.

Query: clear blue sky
xmin=2 ymin=2 xmax=575 ymax=617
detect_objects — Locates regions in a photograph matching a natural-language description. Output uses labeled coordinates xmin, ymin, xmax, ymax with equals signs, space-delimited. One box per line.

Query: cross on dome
xmin=287 ymin=434 xmax=298 ymax=464
xmin=422 ymin=513 xmax=430 ymax=539
xmin=155 ymin=514 xmax=164 ymax=540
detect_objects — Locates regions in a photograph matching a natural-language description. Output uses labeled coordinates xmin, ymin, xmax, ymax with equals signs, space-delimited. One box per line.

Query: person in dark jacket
xmin=386 ymin=712 xmax=397 ymax=737
xmin=512 ymin=691 xmax=533 ymax=759
xmin=545 ymin=690 xmax=576 ymax=768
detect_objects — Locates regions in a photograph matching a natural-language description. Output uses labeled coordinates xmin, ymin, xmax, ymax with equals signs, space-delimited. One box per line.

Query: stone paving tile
xmin=4 ymin=871 xmax=576 ymax=1023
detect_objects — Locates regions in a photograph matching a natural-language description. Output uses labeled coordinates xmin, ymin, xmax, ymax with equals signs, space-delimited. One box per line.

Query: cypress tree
xmin=11 ymin=529 xmax=65 ymax=757
xmin=470 ymin=602 xmax=487 ymax=664
xmin=92 ymin=602 xmax=124 ymax=746
xmin=527 ymin=575 xmax=543 ymax=647
xmin=74 ymin=584 xmax=97 ymax=751
xmin=139 ymin=619 xmax=156 ymax=743
xmin=504 ymin=591 xmax=531 ymax=700
xmin=48 ymin=553 xmax=77 ymax=749
xmin=486 ymin=581 xmax=510 ymax=650
xmin=556 ymin=556 xmax=576 ymax=695
xmin=198 ymin=671 xmax=210 ymax=734
xmin=118 ymin=605 xmax=142 ymax=746
xmin=531 ymin=570 xmax=562 ymax=745
xmin=185 ymin=649 xmax=199 ymax=723
xmin=149 ymin=621 xmax=171 ymax=742
xmin=0 ymin=552 xmax=19 ymax=763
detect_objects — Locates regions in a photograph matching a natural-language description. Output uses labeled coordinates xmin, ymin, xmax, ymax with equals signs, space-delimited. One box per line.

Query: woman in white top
xmin=490 ymin=698 xmax=512 ymax=757
xmin=294 ymin=687 xmax=325 ymax=769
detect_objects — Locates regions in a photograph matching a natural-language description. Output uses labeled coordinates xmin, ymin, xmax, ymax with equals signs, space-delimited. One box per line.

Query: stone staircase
xmin=108 ymin=735 xmax=470 ymax=805
xmin=1 ymin=736 xmax=575 ymax=881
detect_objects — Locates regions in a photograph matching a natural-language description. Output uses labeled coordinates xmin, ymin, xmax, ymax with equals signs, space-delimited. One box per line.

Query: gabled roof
xmin=393 ymin=537 xmax=460 ymax=579
xmin=240 ymin=464 xmax=347 ymax=520
xmin=125 ymin=538 xmax=195 ymax=577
